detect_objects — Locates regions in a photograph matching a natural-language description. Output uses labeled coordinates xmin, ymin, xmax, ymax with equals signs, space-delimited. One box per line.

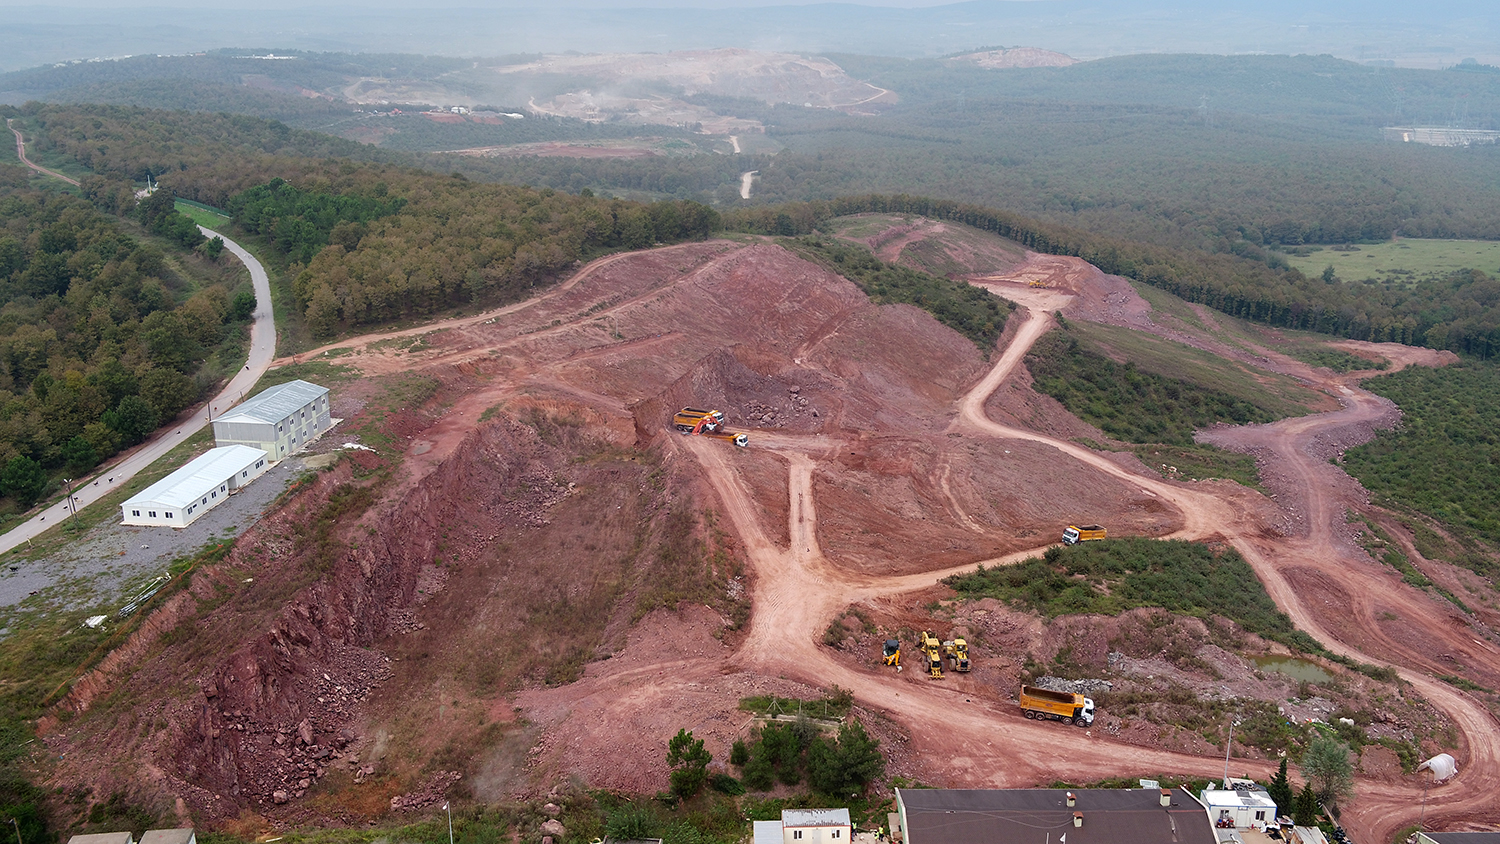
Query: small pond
xmin=1252 ymin=654 xmax=1334 ymax=684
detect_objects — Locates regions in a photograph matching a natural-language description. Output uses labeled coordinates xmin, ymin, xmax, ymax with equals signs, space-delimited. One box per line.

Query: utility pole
xmin=62 ymin=477 xmax=78 ymax=533
xmin=443 ymin=802 xmax=453 ymax=844
xmin=1222 ymin=718 xmax=1241 ymax=789
xmin=10 ymin=816 xmax=22 ymax=844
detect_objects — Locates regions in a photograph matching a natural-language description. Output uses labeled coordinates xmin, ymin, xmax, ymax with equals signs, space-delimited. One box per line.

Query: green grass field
xmin=1283 ymin=239 xmax=1500 ymax=284
xmin=174 ymin=200 xmax=231 ymax=229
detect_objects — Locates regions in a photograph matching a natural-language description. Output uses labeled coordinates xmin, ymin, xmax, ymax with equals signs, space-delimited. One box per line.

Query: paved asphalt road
xmin=0 ymin=227 xmax=276 ymax=555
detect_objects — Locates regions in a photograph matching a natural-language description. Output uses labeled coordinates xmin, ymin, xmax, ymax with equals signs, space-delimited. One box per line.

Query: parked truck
xmin=1062 ymin=524 xmax=1107 ymax=545
xmin=1019 ymin=685 xmax=1095 ymax=726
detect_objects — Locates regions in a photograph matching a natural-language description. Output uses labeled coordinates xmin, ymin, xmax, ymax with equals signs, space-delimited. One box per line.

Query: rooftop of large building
xmin=216 ymin=379 xmax=327 ymax=425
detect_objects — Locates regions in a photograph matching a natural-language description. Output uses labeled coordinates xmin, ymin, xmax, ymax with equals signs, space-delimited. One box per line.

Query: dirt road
xmin=7 ymin=118 xmax=81 ymax=186
xmin=684 ymin=277 xmax=1497 ymax=841
xmin=740 ymin=170 xmax=756 ymax=200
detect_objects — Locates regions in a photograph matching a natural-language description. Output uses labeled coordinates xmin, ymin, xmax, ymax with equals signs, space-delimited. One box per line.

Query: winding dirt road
xmin=685 ymin=284 xmax=1499 ymax=842
xmin=8 ymin=118 xmax=81 ymax=186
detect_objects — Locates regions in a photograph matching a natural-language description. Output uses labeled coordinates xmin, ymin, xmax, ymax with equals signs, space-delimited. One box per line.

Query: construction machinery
xmin=943 ymin=638 xmax=971 ymax=672
xmin=882 ymin=639 xmax=901 ymax=670
xmin=673 ymin=407 xmax=749 ymax=447
xmin=1019 ymin=685 xmax=1095 ymax=726
xmin=919 ymin=631 xmax=944 ymax=678
xmin=673 ymin=407 xmax=724 ymax=432
xmin=1062 ymin=524 xmax=1107 ymax=545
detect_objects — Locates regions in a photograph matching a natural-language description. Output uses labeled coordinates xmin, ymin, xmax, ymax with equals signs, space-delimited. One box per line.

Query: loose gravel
xmin=0 ymin=456 xmax=311 ymax=622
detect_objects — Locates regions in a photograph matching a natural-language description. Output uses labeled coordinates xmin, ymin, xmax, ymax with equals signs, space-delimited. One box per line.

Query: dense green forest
xmin=1342 ymin=360 xmax=1500 ymax=567
xmin=13 ymin=51 xmax=1500 ymax=259
xmin=1023 ymin=326 xmax=1276 ymax=443
xmin=0 ymin=163 xmax=251 ymax=511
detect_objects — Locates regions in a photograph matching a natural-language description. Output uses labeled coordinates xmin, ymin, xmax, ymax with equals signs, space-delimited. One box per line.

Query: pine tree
xmin=1267 ymin=757 xmax=1292 ymax=819
xmin=666 ymin=729 xmax=711 ymax=799
xmin=1293 ymin=782 xmax=1320 ymax=826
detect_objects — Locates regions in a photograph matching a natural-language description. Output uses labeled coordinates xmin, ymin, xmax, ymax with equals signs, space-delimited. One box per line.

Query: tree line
xmin=0 ymin=164 xmax=251 ymax=510
xmin=726 ymin=194 xmax=1500 ymax=357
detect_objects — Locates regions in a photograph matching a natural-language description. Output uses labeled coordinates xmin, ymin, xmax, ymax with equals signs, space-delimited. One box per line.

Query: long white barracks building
xmin=121 ymin=445 xmax=269 ymax=528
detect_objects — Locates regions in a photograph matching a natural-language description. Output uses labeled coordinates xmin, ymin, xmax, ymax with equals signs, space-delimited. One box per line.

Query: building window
xmin=202 ymin=497 xmax=208 ymax=505
xmin=256 ymin=460 xmax=264 ymax=468
xmin=793 ymin=833 xmax=802 ymax=841
xmin=242 ymin=470 xmax=248 ymax=477
xmin=131 ymin=510 xmax=140 ymax=517
xmin=148 ymin=511 xmax=157 ymax=518
xmin=211 ymin=491 xmax=216 ymax=499
xmin=833 ymin=832 xmax=841 ymax=839
xmin=221 ymin=484 xmax=226 ymax=492
xmin=1255 ymin=811 xmax=1265 ymax=821
xmin=278 ymin=424 xmax=283 ymax=432
xmin=165 ymin=512 xmax=173 ymax=518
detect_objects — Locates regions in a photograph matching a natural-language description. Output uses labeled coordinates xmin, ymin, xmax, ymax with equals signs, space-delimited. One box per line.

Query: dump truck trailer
xmin=1062 ymin=524 xmax=1107 ymax=545
xmin=674 ymin=407 xmax=724 ymax=433
xmin=1019 ymin=685 xmax=1094 ymax=726
xmin=673 ymin=408 xmax=749 ymax=447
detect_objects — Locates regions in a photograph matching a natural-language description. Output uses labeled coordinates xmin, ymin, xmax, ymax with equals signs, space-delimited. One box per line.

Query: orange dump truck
xmin=1019 ymin=685 xmax=1095 ymax=726
xmin=1062 ymin=524 xmax=1107 ymax=545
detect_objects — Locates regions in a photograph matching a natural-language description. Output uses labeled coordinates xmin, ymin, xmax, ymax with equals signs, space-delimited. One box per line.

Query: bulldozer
xmin=943 ymin=638 xmax=971 ymax=672
xmin=882 ymin=639 xmax=901 ymax=670
xmin=920 ymin=631 xmax=944 ymax=679
xmin=673 ymin=407 xmax=748 ymax=447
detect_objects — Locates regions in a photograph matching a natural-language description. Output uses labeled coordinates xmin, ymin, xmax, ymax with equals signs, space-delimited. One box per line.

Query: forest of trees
xmin=0 ymin=163 xmax=250 ymax=510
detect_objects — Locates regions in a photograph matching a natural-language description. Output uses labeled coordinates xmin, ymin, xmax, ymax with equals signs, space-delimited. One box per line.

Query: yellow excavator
xmin=882 ymin=639 xmax=901 ymax=670
xmin=920 ymin=631 xmax=944 ymax=679
xmin=944 ymin=638 xmax=971 ymax=672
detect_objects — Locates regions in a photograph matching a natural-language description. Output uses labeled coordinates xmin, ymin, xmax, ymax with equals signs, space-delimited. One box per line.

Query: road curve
xmin=0 ymin=228 xmax=274 ymax=554
xmin=7 ymin=118 xmax=81 ymax=186
xmin=689 ymin=291 xmax=1497 ymax=842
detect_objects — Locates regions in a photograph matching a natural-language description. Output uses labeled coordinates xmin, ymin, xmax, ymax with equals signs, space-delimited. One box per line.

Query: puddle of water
xmin=1252 ymin=654 xmax=1333 ymax=683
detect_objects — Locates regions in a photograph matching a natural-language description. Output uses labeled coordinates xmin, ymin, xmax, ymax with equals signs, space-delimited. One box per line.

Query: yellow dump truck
xmin=1062 ymin=524 xmax=1107 ymax=545
xmin=1019 ymin=685 xmax=1095 ymax=726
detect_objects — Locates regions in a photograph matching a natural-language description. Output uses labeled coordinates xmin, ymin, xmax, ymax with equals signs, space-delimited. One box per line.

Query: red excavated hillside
xmin=40 ymin=232 xmax=1500 ymax=843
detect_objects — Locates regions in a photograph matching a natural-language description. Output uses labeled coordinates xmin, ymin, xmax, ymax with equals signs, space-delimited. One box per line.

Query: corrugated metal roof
xmin=217 ymin=380 xmax=327 ymax=425
xmin=123 ymin=446 xmax=268 ymax=509
xmin=752 ymin=821 xmax=783 ymax=844
xmin=784 ymin=808 xmax=850 ymax=828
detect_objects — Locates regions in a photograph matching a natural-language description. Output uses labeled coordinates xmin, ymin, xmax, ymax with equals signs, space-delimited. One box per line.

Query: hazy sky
xmin=2 ymin=0 xmax=1495 ymax=72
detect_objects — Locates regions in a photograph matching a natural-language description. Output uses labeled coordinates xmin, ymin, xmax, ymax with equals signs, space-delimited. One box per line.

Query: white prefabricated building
xmin=121 ymin=445 xmax=269 ymax=528
xmin=212 ymin=379 xmax=331 ymax=461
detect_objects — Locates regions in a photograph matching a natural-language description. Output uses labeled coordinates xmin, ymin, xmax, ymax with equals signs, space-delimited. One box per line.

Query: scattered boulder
xmin=540 ymin=819 xmax=566 ymax=838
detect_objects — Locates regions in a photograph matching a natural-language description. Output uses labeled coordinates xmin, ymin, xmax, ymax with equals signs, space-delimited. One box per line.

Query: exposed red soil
xmin=41 ymin=225 xmax=1500 ymax=844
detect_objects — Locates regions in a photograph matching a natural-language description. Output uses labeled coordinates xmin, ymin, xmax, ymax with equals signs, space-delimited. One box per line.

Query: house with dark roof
xmin=895 ymin=787 xmax=1217 ymax=844
xmin=1418 ymin=834 xmax=1500 ymax=844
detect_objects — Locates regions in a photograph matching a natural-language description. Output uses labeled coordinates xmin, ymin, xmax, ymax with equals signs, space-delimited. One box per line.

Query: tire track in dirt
xmin=688 ymin=280 xmax=1497 ymax=842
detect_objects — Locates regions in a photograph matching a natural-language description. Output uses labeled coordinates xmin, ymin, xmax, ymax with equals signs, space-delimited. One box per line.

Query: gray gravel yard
xmin=0 ymin=455 xmax=312 ymax=621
